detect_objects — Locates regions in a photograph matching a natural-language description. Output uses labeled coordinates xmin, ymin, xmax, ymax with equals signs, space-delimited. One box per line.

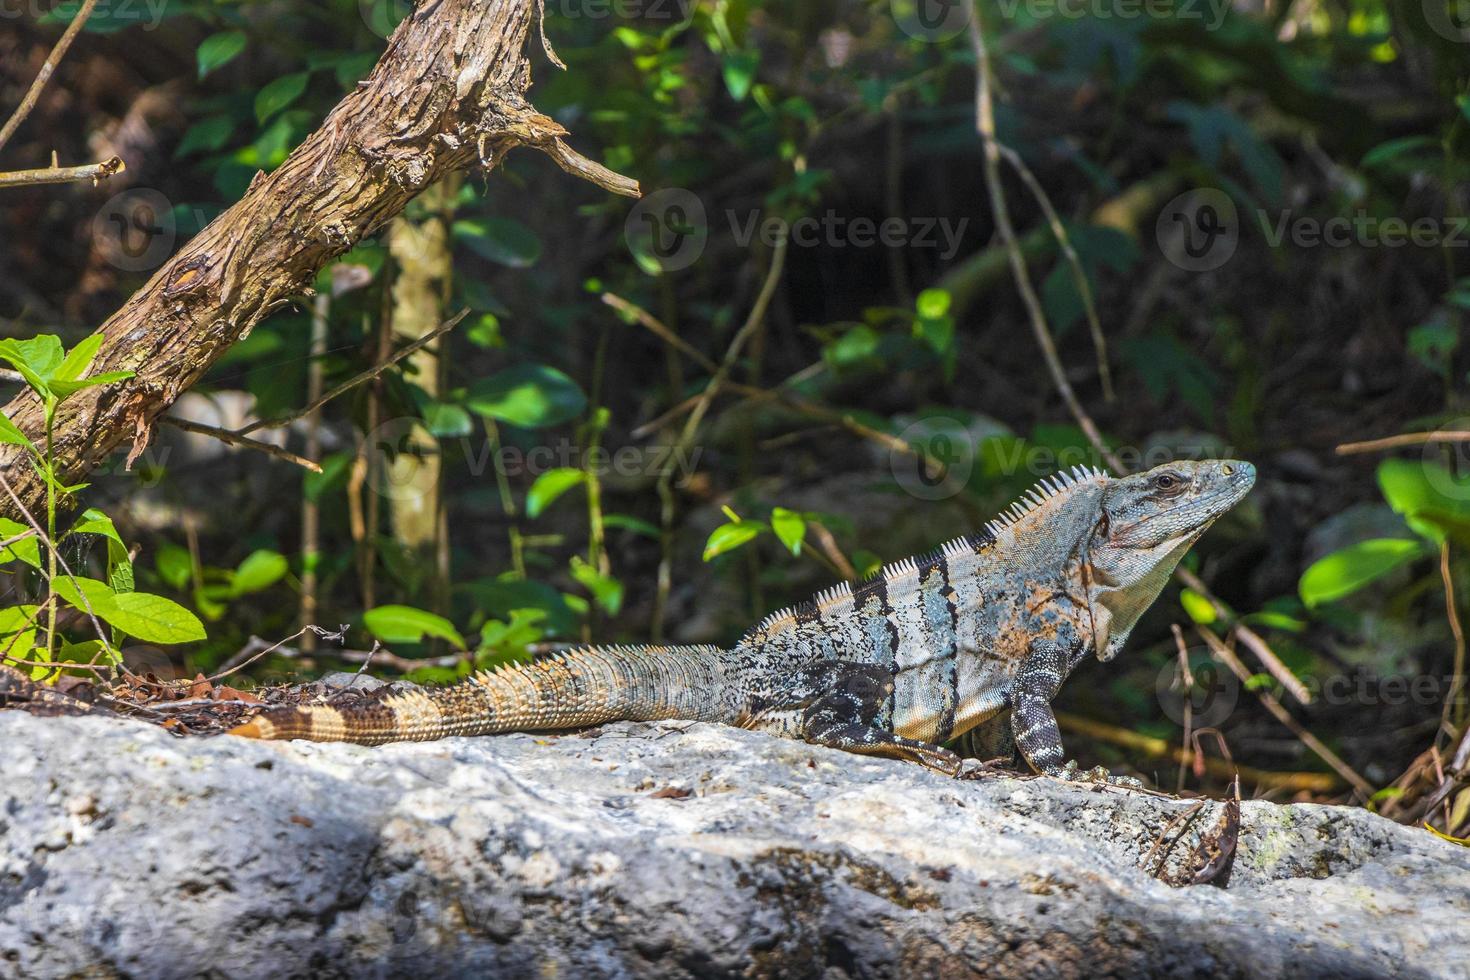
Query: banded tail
xmin=228 ymin=644 xmax=738 ymax=744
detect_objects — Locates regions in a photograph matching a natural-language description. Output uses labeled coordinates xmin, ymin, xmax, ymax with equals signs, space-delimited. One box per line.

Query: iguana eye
xmin=1154 ymin=473 xmax=1180 ymax=491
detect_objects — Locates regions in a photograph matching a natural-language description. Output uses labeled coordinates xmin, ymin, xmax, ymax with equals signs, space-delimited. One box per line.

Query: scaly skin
xmin=231 ymin=459 xmax=1256 ymax=781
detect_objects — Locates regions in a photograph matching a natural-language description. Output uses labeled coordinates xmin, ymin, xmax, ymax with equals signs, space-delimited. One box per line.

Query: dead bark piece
xmin=0 ymin=0 xmax=638 ymax=520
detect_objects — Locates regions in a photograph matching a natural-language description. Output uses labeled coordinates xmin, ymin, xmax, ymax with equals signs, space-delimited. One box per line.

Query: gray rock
xmin=0 ymin=712 xmax=1465 ymax=979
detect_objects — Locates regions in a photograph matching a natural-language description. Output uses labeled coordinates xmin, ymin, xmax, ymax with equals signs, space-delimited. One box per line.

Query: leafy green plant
xmin=0 ymin=335 xmax=205 ymax=679
xmin=1297 ymin=459 xmax=1467 ymax=608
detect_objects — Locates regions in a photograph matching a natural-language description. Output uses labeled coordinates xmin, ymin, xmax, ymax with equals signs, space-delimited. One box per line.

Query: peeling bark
xmin=0 ymin=0 xmax=637 ymax=518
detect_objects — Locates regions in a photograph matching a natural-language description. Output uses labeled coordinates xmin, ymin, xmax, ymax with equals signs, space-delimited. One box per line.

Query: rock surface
xmin=0 ymin=711 xmax=1466 ymax=979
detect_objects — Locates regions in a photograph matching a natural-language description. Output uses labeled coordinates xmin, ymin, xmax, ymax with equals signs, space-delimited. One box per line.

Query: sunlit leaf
xmin=703 ymin=521 xmax=764 ymax=561
xmin=465 ymin=364 xmax=587 ymax=429
xmin=197 ymin=30 xmax=247 ymax=79
xmin=363 ymin=604 xmax=466 ymax=648
xmin=1298 ymin=538 xmax=1425 ymax=608
xmin=526 ymin=468 xmax=586 ymax=519
xmin=231 ymin=550 xmax=289 ymax=596
xmin=770 ymin=507 xmax=805 ymax=557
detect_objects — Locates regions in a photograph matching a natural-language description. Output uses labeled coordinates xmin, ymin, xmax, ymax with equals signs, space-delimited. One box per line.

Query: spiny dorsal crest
xmin=743 ymin=464 xmax=1106 ymax=645
xmin=982 ymin=463 xmax=1107 ymax=538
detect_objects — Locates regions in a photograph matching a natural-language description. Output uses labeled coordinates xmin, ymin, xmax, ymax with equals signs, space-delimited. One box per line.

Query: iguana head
xmin=1084 ymin=459 xmax=1255 ymax=660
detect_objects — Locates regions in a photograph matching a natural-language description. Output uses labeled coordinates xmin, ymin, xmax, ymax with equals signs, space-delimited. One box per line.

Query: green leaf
xmin=569 ymin=556 xmax=623 ymax=616
xmin=0 ymin=338 xmax=58 ymax=399
xmin=465 ymin=314 xmax=502 ymax=349
xmin=1179 ymin=587 xmax=1216 ymax=625
xmin=231 ymin=550 xmax=289 ymax=596
xmin=453 ymin=218 xmax=542 ymax=268
xmin=363 ymin=604 xmax=466 ymax=648
xmin=1377 ymin=458 xmax=1470 ymax=544
xmin=422 ymin=402 xmax=472 ymax=438
xmin=176 ymin=115 xmax=237 ymax=157
xmin=0 ymin=412 xmax=35 ymax=452
xmin=465 ymin=364 xmax=587 ymax=429
xmin=255 ymin=72 xmax=310 ymax=125
xmin=54 ymin=334 xmax=102 ymax=382
xmin=104 ymin=592 xmax=207 ymax=644
xmin=0 ymin=518 xmax=41 ymax=569
xmin=1360 ymin=136 xmax=1439 ymax=170
xmin=916 ymin=288 xmax=951 ymax=320
xmin=722 ymin=50 xmax=759 ymax=101
xmin=1242 ymin=610 xmax=1306 ymax=633
xmin=155 ymin=542 xmax=193 ymax=591
xmin=197 ymin=30 xmax=247 ymax=79
xmin=526 ymin=468 xmax=586 ymax=519
xmin=70 ymin=508 xmax=123 ymax=547
xmin=603 ymin=513 xmax=660 ymax=538
xmin=6 ymin=336 xmax=64 ymax=377
xmin=0 ymin=605 xmax=40 ymax=634
xmin=1298 ymin=538 xmax=1425 ymax=608
xmin=703 ymin=521 xmax=765 ymax=561
xmin=51 ymin=575 xmax=117 ymax=616
xmin=48 ymin=371 xmax=134 ymax=402
xmin=770 ymin=507 xmax=805 ymax=557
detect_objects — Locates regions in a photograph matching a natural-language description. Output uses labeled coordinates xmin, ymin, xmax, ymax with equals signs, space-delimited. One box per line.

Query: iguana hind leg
xmin=798 ymin=661 xmax=961 ymax=776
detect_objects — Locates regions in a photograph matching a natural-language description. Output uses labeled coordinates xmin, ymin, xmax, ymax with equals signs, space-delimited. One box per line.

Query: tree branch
xmin=0 ymin=0 xmax=636 ymax=519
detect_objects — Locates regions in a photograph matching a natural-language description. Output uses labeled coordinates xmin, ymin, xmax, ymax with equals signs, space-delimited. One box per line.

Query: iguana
xmin=231 ymin=459 xmax=1255 ymax=781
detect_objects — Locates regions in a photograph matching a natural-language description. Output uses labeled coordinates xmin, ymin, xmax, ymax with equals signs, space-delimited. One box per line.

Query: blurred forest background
xmin=0 ymin=0 xmax=1467 ymax=830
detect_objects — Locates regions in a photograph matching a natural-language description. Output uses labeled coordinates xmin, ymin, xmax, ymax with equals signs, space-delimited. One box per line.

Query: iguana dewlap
xmin=232 ymin=459 xmax=1255 ymax=780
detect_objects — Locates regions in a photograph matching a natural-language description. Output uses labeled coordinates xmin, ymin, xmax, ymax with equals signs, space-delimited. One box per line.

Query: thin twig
xmin=1336 ymin=431 xmax=1470 ymax=455
xmin=650 ymin=234 xmax=788 ymax=640
xmin=965 ymin=3 xmax=1111 ymax=459
xmin=1170 ymin=623 xmax=1195 ymax=794
xmin=602 ymin=292 xmax=718 ymax=373
xmin=236 ymin=309 xmax=467 ymax=435
xmin=206 ymin=625 xmax=347 ymax=682
xmin=995 ymin=144 xmax=1113 ymax=401
xmin=1194 ymin=625 xmax=1372 ymax=797
xmin=1054 ymin=710 xmax=1339 ymax=793
xmin=1440 ymin=541 xmax=1466 ymax=739
xmin=0 ymin=156 xmax=125 ymax=189
xmin=0 ymin=0 xmax=101 ymax=154
xmin=300 ymin=292 xmax=329 ymax=650
xmin=160 ymin=416 xmax=322 ymax=472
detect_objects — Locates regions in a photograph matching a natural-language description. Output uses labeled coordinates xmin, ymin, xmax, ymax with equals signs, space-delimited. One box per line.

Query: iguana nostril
xmin=1221 ymin=464 xmax=1234 ymax=475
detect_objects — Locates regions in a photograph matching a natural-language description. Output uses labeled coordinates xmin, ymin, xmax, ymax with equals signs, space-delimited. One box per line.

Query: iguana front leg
xmin=1012 ymin=642 xmax=1141 ymax=787
xmin=798 ymin=661 xmax=962 ymax=776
